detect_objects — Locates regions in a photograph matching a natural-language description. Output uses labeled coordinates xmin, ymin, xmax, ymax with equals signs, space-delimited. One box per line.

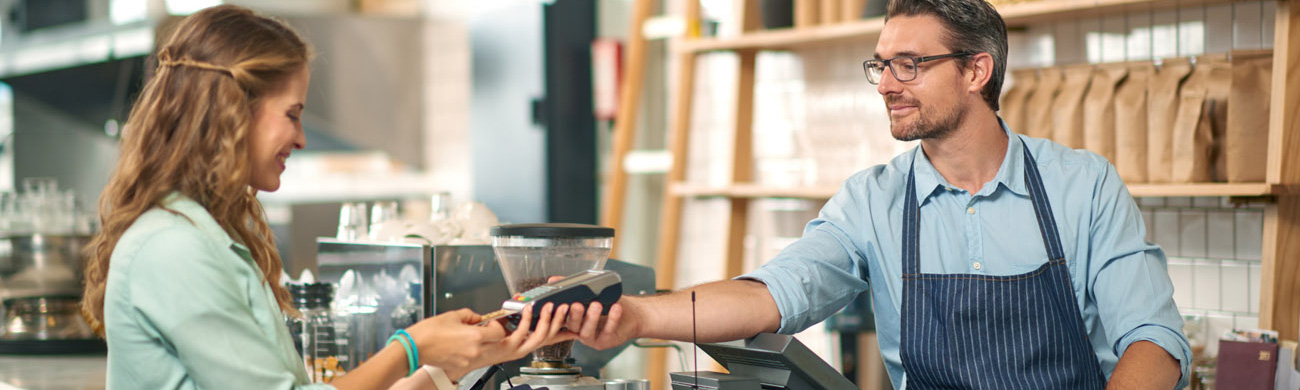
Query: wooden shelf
xmin=670 ymin=182 xmax=839 ymax=199
xmin=678 ymin=0 xmax=1238 ymax=53
xmin=1127 ymin=183 xmax=1290 ymax=197
xmin=678 ymin=18 xmax=884 ymax=52
xmin=671 ymin=182 xmax=1288 ymax=200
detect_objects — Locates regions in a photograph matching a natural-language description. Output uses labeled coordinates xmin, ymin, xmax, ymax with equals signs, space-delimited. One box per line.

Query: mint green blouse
xmin=103 ymin=193 xmax=335 ymax=389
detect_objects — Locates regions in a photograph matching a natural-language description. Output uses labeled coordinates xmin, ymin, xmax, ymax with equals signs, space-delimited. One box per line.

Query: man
xmin=565 ymin=0 xmax=1191 ymax=388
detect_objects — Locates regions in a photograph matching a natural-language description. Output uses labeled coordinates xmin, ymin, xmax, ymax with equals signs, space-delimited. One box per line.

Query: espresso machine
xmin=0 ymin=179 xmax=101 ymax=354
xmin=314 ymin=223 xmax=654 ymax=389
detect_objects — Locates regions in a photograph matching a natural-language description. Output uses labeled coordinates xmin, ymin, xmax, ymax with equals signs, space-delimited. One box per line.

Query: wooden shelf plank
xmin=679 ymin=0 xmax=1237 ymax=53
xmin=671 ymin=183 xmax=838 ymax=199
xmin=678 ymin=18 xmax=884 ymax=52
xmin=671 ymin=182 xmax=1285 ymax=199
xmin=1126 ymin=183 xmax=1284 ymax=197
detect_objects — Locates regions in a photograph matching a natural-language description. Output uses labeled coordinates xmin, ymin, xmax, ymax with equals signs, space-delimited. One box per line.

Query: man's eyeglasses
xmin=862 ymin=52 xmax=976 ymax=84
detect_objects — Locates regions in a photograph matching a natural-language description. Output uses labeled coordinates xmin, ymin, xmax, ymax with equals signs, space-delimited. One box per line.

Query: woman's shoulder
xmin=112 ymin=204 xmax=228 ymax=271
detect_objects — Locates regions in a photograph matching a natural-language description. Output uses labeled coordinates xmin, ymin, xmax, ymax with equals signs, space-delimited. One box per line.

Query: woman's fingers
xmin=519 ymin=303 xmax=565 ymax=352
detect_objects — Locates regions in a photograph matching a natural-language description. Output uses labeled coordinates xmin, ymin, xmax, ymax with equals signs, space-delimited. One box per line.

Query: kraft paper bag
xmin=1084 ymin=64 xmax=1128 ymax=163
xmin=1171 ymin=87 xmax=1210 ymax=182
xmin=1001 ymin=68 xmax=1038 ymax=133
xmin=1052 ymin=65 xmax=1094 ymax=149
xmin=1146 ymin=58 xmax=1192 ymax=183
xmin=1203 ymin=57 xmax=1232 ymax=181
xmin=1115 ymin=63 xmax=1152 ymax=183
xmin=1025 ymin=67 xmax=1061 ymax=140
xmin=1226 ymin=51 xmax=1273 ymax=182
xmin=1171 ymin=57 xmax=1225 ymax=183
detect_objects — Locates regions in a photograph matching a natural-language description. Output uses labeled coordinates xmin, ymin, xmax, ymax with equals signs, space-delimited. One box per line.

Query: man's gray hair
xmin=886 ymin=0 xmax=1009 ymax=111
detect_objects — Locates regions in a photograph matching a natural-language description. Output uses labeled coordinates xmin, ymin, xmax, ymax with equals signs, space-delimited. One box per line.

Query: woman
xmin=79 ymin=5 xmax=569 ymax=389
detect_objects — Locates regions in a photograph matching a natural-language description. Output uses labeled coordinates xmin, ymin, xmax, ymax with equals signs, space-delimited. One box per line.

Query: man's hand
xmin=563 ymin=297 xmax=642 ymax=350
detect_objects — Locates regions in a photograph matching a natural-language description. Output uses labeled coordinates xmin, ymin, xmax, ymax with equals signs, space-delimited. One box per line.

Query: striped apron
xmin=899 ymin=145 xmax=1107 ymax=389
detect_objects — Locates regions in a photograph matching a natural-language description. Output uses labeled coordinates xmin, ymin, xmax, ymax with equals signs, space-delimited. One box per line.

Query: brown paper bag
xmin=1052 ymin=65 xmax=1094 ymax=149
xmin=1025 ymin=67 xmax=1061 ymax=140
xmin=1171 ymin=57 xmax=1223 ymax=183
xmin=1001 ymin=68 xmax=1038 ymax=133
xmin=1083 ymin=64 xmax=1128 ymax=163
xmin=1203 ymin=58 xmax=1232 ymax=181
xmin=1225 ymin=51 xmax=1273 ymax=182
xmin=1115 ymin=63 xmax=1152 ymax=183
xmin=1171 ymin=88 xmax=1210 ymax=182
xmin=1147 ymin=58 xmax=1193 ymax=182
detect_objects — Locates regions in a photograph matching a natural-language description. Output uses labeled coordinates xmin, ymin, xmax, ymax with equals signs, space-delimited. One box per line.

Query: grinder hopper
xmin=489 ymin=223 xmax=613 ymax=369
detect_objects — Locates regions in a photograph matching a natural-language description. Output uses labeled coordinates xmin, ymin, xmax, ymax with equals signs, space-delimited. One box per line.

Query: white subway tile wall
xmin=1192 ymin=260 xmax=1222 ymax=311
xmin=1204 ymin=313 xmax=1237 ymax=357
xmin=1220 ymin=262 xmax=1251 ymax=313
xmin=1139 ymin=197 xmax=1267 ymax=358
xmin=1234 ymin=210 xmax=1265 ymax=260
xmin=1154 ymin=209 xmax=1182 ymax=257
xmin=1180 ymin=211 xmax=1208 ymax=258
xmin=1168 ymin=259 xmax=1194 ymax=308
xmin=1206 ymin=211 xmax=1236 ymax=260
xmin=1249 ymin=263 xmax=1263 ymax=313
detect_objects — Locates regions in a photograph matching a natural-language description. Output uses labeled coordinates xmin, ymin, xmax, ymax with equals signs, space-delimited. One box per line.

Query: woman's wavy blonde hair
xmin=82 ymin=5 xmax=311 ymax=335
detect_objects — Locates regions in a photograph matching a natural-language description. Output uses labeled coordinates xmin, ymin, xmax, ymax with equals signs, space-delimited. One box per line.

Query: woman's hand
xmin=405 ymin=304 xmax=576 ymax=379
xmin=405 ymin=308 xmax=506 ymax=377
xmin=469 ymin=302 xmax=575 ymax=373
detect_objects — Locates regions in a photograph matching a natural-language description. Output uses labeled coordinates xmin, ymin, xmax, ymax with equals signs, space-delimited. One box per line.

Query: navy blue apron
xmin=899 ymin=144 xmax=1106 ymax=389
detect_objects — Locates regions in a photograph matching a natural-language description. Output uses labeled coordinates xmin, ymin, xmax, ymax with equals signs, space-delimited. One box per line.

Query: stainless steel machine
xmin=488 ymin=223 xmax=641 ymax=390
xmin=315 ymin=231 xmax=654 ymax=389
xmin=0 ymin=234 xmax=102 ymax=354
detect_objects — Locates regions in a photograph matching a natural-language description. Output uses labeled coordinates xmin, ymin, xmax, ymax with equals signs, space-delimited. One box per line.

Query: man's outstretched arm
xmin=1106 ymin=340 xmax=1181 ymax=389
xmin=563 ymin=279 xmax=781 ymax=350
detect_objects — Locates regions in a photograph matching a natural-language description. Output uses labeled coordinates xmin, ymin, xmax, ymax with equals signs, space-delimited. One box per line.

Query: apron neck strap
xmin=902 ymin=138 xmax=1066 ymax=276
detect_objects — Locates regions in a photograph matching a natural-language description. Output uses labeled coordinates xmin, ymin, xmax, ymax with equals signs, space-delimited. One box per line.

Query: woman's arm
xmin=329 ymin=303 xmax=573 ymax=390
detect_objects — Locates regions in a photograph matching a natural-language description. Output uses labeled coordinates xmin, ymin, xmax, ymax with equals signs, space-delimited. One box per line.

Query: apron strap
xmin=902 ymin=137 xmax=1067 ymax=275
xmin=1021 ymin=144 xmax=1066 ymax=262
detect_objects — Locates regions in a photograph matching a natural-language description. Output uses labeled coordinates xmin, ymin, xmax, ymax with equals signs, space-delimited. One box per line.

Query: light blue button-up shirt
xmin=103 ymin=193 xmax=335 ymax=389
xmin=741 ymin=124 xmax=1192 ymax=389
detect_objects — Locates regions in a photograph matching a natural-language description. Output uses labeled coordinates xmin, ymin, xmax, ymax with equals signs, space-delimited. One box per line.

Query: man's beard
xmin=887 ymin=95 xmax=965 ymax=141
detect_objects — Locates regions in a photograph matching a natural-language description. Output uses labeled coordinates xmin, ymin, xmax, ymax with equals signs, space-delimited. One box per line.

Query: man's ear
xmin=966 ymin=52 xmax=994 ymax=95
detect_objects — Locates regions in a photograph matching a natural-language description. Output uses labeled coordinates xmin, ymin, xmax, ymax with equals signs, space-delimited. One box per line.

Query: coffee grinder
xmin=489 ymin=223 xmax=614 ymax=390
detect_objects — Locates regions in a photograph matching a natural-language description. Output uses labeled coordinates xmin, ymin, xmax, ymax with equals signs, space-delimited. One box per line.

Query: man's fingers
xmin=579 ymin=302 xmax=604 ymax=340
xmin=548 ymin=303 xmax=568 ymax=337
xmin=600 ymin=302 xmax=623 ymax=338
xmin=565 ymin=303 xmax=587 ymax=331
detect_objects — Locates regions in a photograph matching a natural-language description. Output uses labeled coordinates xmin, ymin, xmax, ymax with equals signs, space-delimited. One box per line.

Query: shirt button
xmin=973 ymin=262 xmax=983 ymax=270
xmin=967 ymin=207 xmax=976 ymax=215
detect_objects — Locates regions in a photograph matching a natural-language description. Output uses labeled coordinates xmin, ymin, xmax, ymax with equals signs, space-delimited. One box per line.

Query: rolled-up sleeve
xmin=739 ymin=176 xmax=874 ymax=334
xmin=1087 ymin=163 xmax=1192 ymax=388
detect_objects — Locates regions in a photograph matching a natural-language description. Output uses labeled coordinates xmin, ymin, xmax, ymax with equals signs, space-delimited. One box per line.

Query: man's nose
xmin=876 ymin=66 xmax=903 ymax=96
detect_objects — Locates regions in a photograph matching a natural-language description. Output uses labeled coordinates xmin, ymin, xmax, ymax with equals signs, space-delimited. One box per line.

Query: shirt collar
xmin=909 ymin=119 xmax=1029 ymax=203
xmin=159 ymin=192 xmax=248 ymax=252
